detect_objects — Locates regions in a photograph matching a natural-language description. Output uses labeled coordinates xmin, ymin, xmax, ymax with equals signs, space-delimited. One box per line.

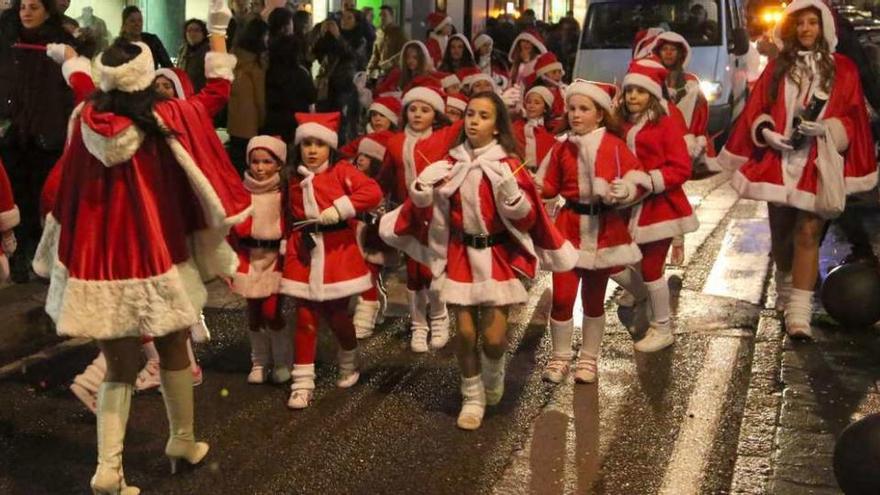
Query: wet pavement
xmin=1 ymin=172 xmax=879 ymax=494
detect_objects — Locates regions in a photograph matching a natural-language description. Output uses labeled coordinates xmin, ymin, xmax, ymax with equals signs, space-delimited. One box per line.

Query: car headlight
xmin=700 ymin=80 xmax=723 ymax=102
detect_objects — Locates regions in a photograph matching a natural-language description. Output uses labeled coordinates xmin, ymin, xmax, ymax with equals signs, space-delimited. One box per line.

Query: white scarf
xmin=297 ymin=161 xmax=330 ymax=219
xmin=403 ymin=125 xmax=433 ymax=188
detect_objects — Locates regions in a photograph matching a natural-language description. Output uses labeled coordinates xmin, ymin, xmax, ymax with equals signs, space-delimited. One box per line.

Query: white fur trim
xmin=155 ymin=68 xmax=186 ymax=99
xmin=750 ymin=113 xmax=775 ymax=148
xmin=401 ymin=40 xmax=435 ymax=71
xmin=232 ymin=249 xmax=281 ymax=299
xmin=204 ymin=52 xmax=237 ymax=82
xmin=446 ymin=96 xmax=467 ymax=112
xmin=47 ymin=260 xmax=205 ymax=339
xmin=369 ymin=101 xmax=399 ymax=126
xmin=358 ymin=137 xmax=387 ymax=161
xmin=403 ymin=86 xmax=445 ymax=113
xmin=731 ymin=169 xmax=878 ymax=212
xmin=431 ymin=15 xmax=453 ymax=34
xmin=247 ymin=135 xmax=287 ymax=163
xmin=438 ymin=276 xmax=528 ymax=306
xmin=625 ymin=169 xmax=653 ymax=191
xmin=577 ymin=242 xmax=643 ymax=270
xmin=0 ymin=205 xmax=20 ymax=231
xmin=463 ymin=72 xmax=494 ymax=88
xmin=474 ymin=34 xmax=492 ymax=51
xmin=280 ymin=269 xmax=373 ymax=301
xmin=527 ymin=86 xmax=555 ymax=108
xmin=95 ymin=41 xmax=155 ymax=92
xmin=824 ymin=117 xmax=849 ymax=153
xmin=651 ymin=31 xmax=692 ymax=68
xmin=81 ymin=122 xmax=145 ymax=167
xmin=507 ymin=32 xmax=547 ymax=62
xmin=775 ymin=0 xmax=837 ymax=53
xmin=631 ymin=212 xmax=699 ymax=244
xmin=61 ymin=56 xmax=92 ymax=86
xmin=333 ymin=195 xmax=356 ymax=220
xmin=409 ymin=181 xmax=434 ymax=208
xmin=649 ymin=169 xmax=666 ymax=194
xmin=32 ymin=213 xmax=60 ymax=278
xmin=716 ymin=147 xmax=749 ymax=171
xmin=565 ymin=81 xmax=612 ymax=113
xmin=441 ymin=72 xmax=461 ymax=88
xmin=536 ymin=61 xmax=563 ymax=78
xmin=537 ymin=240 xmax=579 ymax=272
xmin=295 ymin=122 xmax=338 ymax=149
xmin=496 ymin=192 xmax=532 ymax=220
xmin=623 ymin=73 xmax=663 ymax=102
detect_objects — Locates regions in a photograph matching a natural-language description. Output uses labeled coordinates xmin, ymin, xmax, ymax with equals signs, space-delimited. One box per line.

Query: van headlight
xmin=700 ymin=80 xmax=723 ymax=102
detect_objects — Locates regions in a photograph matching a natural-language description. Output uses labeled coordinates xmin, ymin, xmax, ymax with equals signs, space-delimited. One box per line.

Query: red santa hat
xmin=565 ymin=80 xmax=617 ymax=114
xmin=472 ymin=34 xmax=493 ymax=53
xmin=403 ymin=77 xmax=446 ymax=113
xmin=526 ymin=85 xmax=554 ymax=109
xmin=650 ymin=31 xmax=692 ymax=69
xmin=444 ymin=33 xmax=474 ymax=60
xmin=774 ymin=0 xmax=837 ymax=53
xmin=400 ymin=40 xmax=435 ymax=71
xmin=446 ymin=93 xmax=468 ymax=113
xmin=622 ymin=58 xmax=668 ymax=103
xmin=534 ymin=52 xmax=564 ymax=79
xmin=508 ymin=29 xmax=547 ymax=63
xmin=436 ymin=71 xmax=461 ymax=90
xmin=426 ymin=12 xmax=453 ymax=34
xmin=358 ymin=132 xmax=392 ymax=161
xmin=294 ymin=112 xmax=341 ymax=149
xmin=94 ymin=41 xmax=155 ymax=93
xmin=457 ymin=66 xmax=494 ymax=89
xmin=247 ymin=135 xmax=288 ymax=164
xmin=369 ymin=96 xmax=401 ymax=126
xmin=632 ymin=27 xmax=665 ymax=60
xmin=154 ymin=67 xmax=195 ymax=99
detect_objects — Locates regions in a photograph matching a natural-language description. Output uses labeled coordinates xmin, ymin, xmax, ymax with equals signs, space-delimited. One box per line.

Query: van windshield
xmin=581 ymin=0 xmax=722 ymax=49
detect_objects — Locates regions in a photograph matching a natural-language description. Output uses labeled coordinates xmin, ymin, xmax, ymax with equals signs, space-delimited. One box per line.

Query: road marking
xmin=702 ymin=218 xmax=772 ymax=305
xmin=658 ymin=336 xmax=743 ymax=495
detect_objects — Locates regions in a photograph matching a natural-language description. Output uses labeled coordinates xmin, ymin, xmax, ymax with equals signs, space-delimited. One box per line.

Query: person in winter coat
xmin=281 ymin=112 xmax=383 ymax=410
xmin=376 ymin=79 xmax=462 ymax=353
xmin=438 ymin=33 xmax=477 ymax=74
xmin=227 ymin=17 xmax=268 ymax=173
xmin=424 ymin=11 xmax=453 ymax=67
xmin=177 ymin=18 xmax=211 ymax=92
xmin=609 ymin=58 xmax=698 ymax=354
xmin=515 ymin=85 xmax=557 ymax=176
xmin=340 ymin=9 xmax=368 ymax=71
xmin=366 ymin=5 xmax=407 ymax=80
xmin=313 ymin=19 xmax=360 ymax=144
xmin=232 ymin=136 xmax=292 ymax=384
xmin=380 ymin=91 xmax=577 ymax=430
xmin=717 ymin=0 xmax=876 ymax=339
xmin=540 ymin=81 xmax=648 ymax=384
xmin=32 ymin=2 xmax=247 ymax=492
xmin=0 ymin=157 xmax=17 ymax=282
xmin=119 ymin=5 xmax=173 ymax=68
xmin=264 ymin=34 xmax=316 ymax=141
xmin=0 ymin=0 xmax=74 ymax=282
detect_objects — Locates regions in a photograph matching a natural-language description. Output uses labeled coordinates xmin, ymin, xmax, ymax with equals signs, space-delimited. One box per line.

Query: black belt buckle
xmin=470 ymin=233 xmax=490 ymax=249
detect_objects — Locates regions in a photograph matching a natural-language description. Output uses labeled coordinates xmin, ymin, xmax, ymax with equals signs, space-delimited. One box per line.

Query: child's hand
xmin=1 ymin=230 xmax=16 ymax=255
xmin=318 ymin=206 xmax=341 ymax=225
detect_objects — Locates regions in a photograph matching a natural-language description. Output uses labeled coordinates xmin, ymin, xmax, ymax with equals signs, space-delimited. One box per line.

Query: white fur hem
xmin=824 ymin=117 xmax=849 ymax=153
xmin=409 ymin=182 xmax=434 ymax=208
xmin=233 ymin=270 xmax=282 ymax=299
xmin=537 ymin=240 xmax=579 ymax=272
xmin=333 ymin=195 xmax=356 ymax=220
xmin=62 ymin=56 xmax=92 ymax=86
xmin=438 ymin=277 xmax=528 ymax=306
xmin=280 ymin=272 xmax=373 ymax=301
xmin=649 ymin=169 xmax=666 ymax=194
xmin=751 ymin=113 xmax=774 ymax=148
xmin=0 ymin=206 xmax=20 ymax=231
xmin=497 ymin=194 xmax=532 ymax=220
xmin=732 ymin=169 xmax=879 ymax=213
xmin=32 ymin=213 xmax=60 ymax=278
xmin=716 ymin=147 xmax=749 ymax=171
xmin=576 ymin=242 xmax=643 ymax=270
xmin=81 ymin=122 xmax=145 ymax=167
xmin=205 ymin=52 xmax=237 ymax=82
xmin=632 ymin=214 xmax=699 ymax=244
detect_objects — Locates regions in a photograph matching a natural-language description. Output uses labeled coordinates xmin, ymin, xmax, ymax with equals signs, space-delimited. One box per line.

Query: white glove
xmin=762 ymin=127 xmax=794 ymax=152
xmin=318 ymin=206 xmax=341 ymax=225
xmin=501 ymin=85 xmax=522 ymax=108
xmin=417 ymin=161 xmax=452 ymax=187
xmin=798 ymin=120 xmax=826 ymax=137
xmin=684 ymin=134 xmax=705 ymax=158
xmin=208 ymin=0 xmax=233 ymax=36
xmin=1 ymin=230 xmax=16 ymax=255
xmin=46 ymin=43 xmax=71 ymax=64
xmin=496 ymin=173 xmax=522 ymax=203
xmin=609 ymin=179 xmax=636 ymax=204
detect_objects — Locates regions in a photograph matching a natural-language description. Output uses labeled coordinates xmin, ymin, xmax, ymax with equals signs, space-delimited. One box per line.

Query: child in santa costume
xmin=717 ymin=0 xmax=876 ymax=339
xmin=381 ymin=91 xmax=577 ymax=429
xmin=281 ymin=112 xmax=383 ymax=409
xmin=508 ymin=29 xmax=548 ymax=88
xmin=458 ymin=67 xmax=498 ymax=97
xmin=439 ymin=33 xmax=476 ymax=74
xmin=514 ymin=85 xmax=558 ymax=177
xmin=472 ymin=34 xmax=510 ymax=90
xmin=0 ymin=158 xmax=18 ymax=283
xmin=365 ymin=95 xmax=401 ymax=133
xmin=375 ymin=40 xmax=437 ymax=97
xmin=531 ymin=52 xmax=567 ymax=120
xmin=377 ymin=78 xmax=463 ymax=353
xmin=231 ymin=135 xmax=292 ymax=384
xmin=32 ymin=2 xmax=246 ymax=491
xmin=425 ymin=12 xmax=454 ymax=68
xmin=446 ymin=93 xmax=468 ymax=122
xmin=650 ymin=31 xmax=719 ymax=265
xmin=540 ymin=80 xmax=648 ymax=383
xmin=610 ymin=58 xmax=699 ymax=353
xmin=439 ymin=72 xmax=462 ymax=96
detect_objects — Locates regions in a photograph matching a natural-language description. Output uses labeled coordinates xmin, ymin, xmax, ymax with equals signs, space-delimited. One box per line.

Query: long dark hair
xmin=287 ymin=145 xmax=341 ymax=177
xmin=399 ymin=43 xmax=430 ymax=90
xmin=89 ymin=39 xmax=170 ymax=138
xmin=0 ymin=0 xmax=66 ymax=43
xmin=439 ymin=36 xmax=476 ymax=73
xmin=183 ymin=18 xmax=208 ymax=47
xmin=456 ymin=91 xmax=522 ymax=159
xmin=770 ymin=6 xmax=835 ymax=104
xmin=267 ymin=7 xmax=294 ymax=42
xmin=617 ymin=87 xmax=666 ymax=125
xmin=401 ymin=101 xmax=453 ymax=130
xmin=656 ymin=41 xmax=688 ymax=100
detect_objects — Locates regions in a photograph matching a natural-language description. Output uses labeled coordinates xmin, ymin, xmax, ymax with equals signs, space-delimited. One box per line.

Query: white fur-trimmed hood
xmin=80 ymin=105 xmax=145 ymax=167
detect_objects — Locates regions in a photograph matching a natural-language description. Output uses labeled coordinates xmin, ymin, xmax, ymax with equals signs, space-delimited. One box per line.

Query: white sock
xmin=338 ymin=348 xmax=358 ymax=374
xmin=291 ymin=364 xmax=316 ymax=391
xmin=409 ymin=289 xmax=429 ymax=330
xmin=611 ymin=266 xmax=648 ymax=300
xmin=645 ymin=277 xmax=671 ymax=324
xmin=785 ymin=288 xmax=813 ymax=325
xmin=548 ymin=318 xmax=573 ymax=360
xmin=428 ymin=288 xmax=447 ymax=319
xmin=581 ymin=315 xmax=605 ymax=360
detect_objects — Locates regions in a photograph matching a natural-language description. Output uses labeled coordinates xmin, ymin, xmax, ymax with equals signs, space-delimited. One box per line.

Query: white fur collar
xmin=80 ymin=121 xmax=145 ymax=167
xmin=297 ymin=161 xmax=329 ymax=177
xmin=449 ymin=141 xmax=507 ymax=163
xmin=243 ymin=171 xmax=281 ymax=194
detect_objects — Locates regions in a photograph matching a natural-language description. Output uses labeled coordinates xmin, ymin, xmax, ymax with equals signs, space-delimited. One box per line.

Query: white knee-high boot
xmin=542 ymin=318 xmax=573 ymax=383
xmin=160 ymin=368 xmax=209 ymax=474
xmin=634 ymin=278 xmax=674 ymax=353
xmin=575 ymin=315 xmax=605 ymax=383
xmin=409 ymin=289 xmax=430 ymax=352
xmin=457 ymin=375 xmax=486 ymax=431
xmin=91 ymin=382 xmax=140 ymax=495
xmin=428 ymin=288 xmax=450 ymax=349
xmin=785 ymin=288 xmax=814 ymax=340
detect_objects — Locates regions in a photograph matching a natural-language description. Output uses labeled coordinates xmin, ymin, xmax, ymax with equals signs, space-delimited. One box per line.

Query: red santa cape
xmin=541 ymin=128 xmax=649 ymax=269
xmin=513 ymin=117 xmax=556 ymax=175
xmin=33 ymin=52 xmax=251 ymax=340
xmin=0 ymin=158 xmax=19 ymax=281
xmin=380 ymin=142 xmax=577 ymax=306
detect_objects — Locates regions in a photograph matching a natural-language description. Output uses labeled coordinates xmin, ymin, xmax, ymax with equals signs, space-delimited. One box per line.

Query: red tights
xmin=609 ymin=238 xmax=673 ymax=283
xmin=246 ymin=294 xmax=285 ymax=332
xmin=293 ymin=298 xmax=357 ymax=364
xmin=551 ymin=268 xmax=614 ymax=320
xmin=406 ymin=258 xmax=433 ymax=291
xmin=362 ymin=262 xmax=382 ymax=302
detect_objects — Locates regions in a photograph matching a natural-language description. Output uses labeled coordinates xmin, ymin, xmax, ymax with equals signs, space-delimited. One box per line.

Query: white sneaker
xmin=541 ymin=358 xmax=570 ymax=384
xmin=573 ymin=358 xmax=597 ymax=384
xmin=287 ymin=389 xmax=313 ymax=409
xmin=288 ymin=364 xmax=316 ymax=409
xmin=135 ymin=359 xmax=161 ymax=392
xmin=411 ymin=328 xmax=429 ymax=353
xmin=247 ymin=331 xmax=271 ymax=384
xmin=336 ymin=349 xmax=360 ymax=388
xmin=633 ymin=322 xmax=675 ymax=353
xmin=457 ymin=376 xmax=486 ymax=431
xmin=429 ymin=312 xmax=450 ymax=350
xmin=248 ymin=365 xmax=269 ymax=384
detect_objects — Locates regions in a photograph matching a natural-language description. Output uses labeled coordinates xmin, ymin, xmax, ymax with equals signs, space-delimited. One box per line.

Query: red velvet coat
xmin=512 ymin=118 xmax=556 ymax=175
xmin=380 ymin=142 xmax=577 ymax=306
xmin=0 ymin=158 xmax=18 ymax=233
xmin=33 ymin=52 xmax=251 ymax=340
xmin=623 ymin=113 xmax=699 ymax=243
xmin=542 ymin=128 xmax=649 ymax=269
xmin=718 ymin=54 xmax=876 ymax=216
xmin=672 ymin=73 xmax=717 ymax=170
xmin=281 ymin=161 xmax=382 ymax=301
xmin=231 ymin=172 xmax=284 ymax=299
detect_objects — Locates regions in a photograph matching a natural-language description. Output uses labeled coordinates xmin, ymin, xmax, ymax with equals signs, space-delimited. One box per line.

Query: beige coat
xmin=227 ymin=48 xmax=266 ymax=139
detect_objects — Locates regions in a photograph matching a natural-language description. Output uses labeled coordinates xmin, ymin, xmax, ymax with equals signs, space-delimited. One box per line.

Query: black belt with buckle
xmin=299 ymin=221 xmax=350 ymax=233
xmin=564 ymin=199 xmax=613 ymax=216
xmin=459 ymin=231 xmax=509 ymax=249
xmin=239 ymin=237 xmax=282 ymax=249
xmin=356 ymin=211 xmax=380 ymax=226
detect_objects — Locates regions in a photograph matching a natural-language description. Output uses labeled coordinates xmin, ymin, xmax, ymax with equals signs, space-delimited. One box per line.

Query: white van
xmin=574 ymin=0 xmax=751 ymax=136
